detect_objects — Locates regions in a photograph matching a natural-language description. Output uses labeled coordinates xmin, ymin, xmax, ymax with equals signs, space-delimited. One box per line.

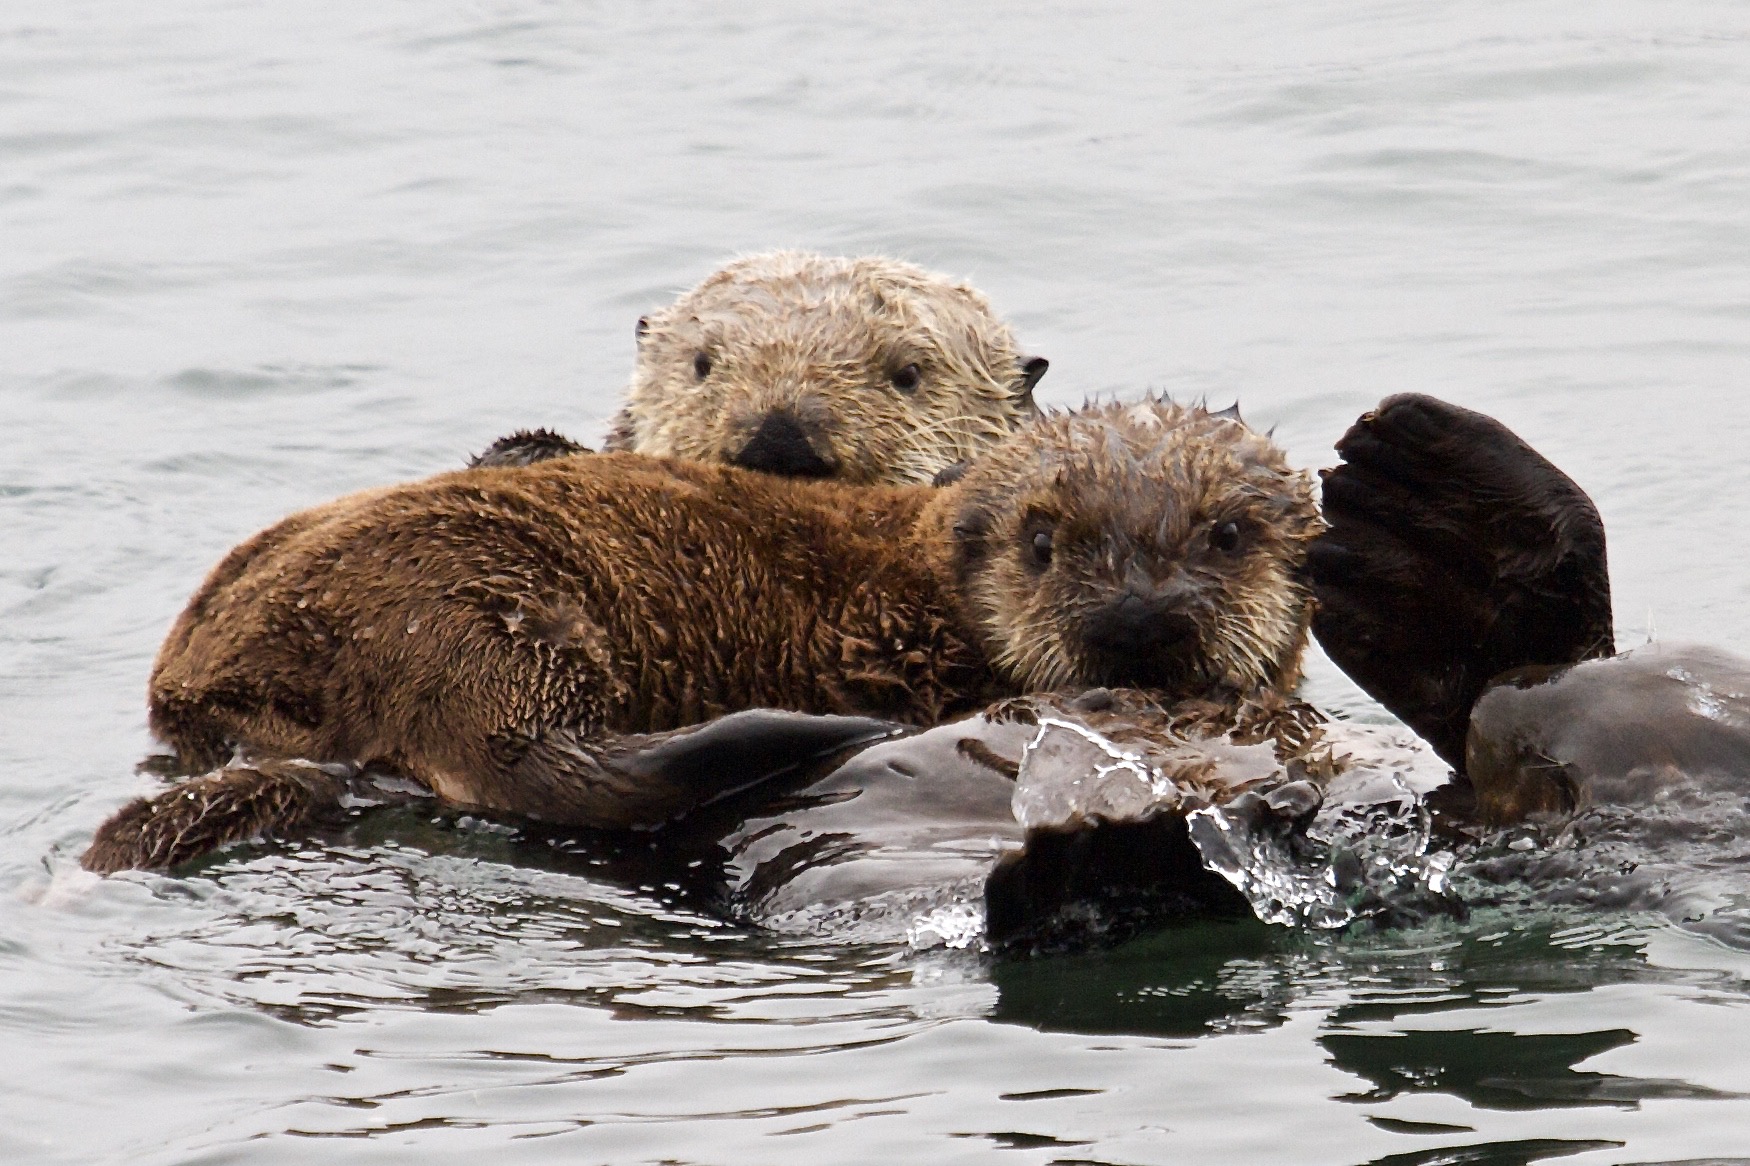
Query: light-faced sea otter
xmin=473 ymin=251 xmax=1049 ymax=486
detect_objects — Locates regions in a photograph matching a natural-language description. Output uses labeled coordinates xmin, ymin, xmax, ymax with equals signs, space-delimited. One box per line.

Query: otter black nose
xmin=1083 ymin=592 xmax=1199 ymax=659
xmin=733 ymin=412 xmax=834 ymax=478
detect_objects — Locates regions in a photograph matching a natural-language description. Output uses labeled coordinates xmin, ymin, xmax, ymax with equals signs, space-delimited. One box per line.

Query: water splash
xmin=1011 ymin=714 xmax=1461 ymax=932
xmin=1011 ymin=716 xmax=1180 ymax=829
xmin=1187 ymin=804 xmax=1348 ymax=929
xmin=906 ymin=902 xmax=987 ymax=951
xmin=1188 ymin=741 xmax=1460 ymax=930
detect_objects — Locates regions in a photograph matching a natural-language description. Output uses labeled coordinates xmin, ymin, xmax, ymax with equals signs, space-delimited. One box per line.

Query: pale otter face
xmin=609 ymin=251 xmax=1046 ymax=486
xmin=953 ymin=400 xmax=1323 ymax=700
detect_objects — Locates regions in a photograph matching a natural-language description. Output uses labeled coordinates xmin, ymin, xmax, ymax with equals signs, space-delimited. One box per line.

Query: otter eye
xmin=1031 ymin=529 xmax=1054 ymax=567
xmin=1212 ymin=521 xmax=1242 ymax=553
xmin=890 ymin=363 xmax=920 ymax=394
xmin=693 ymin=351 xmax=712 ymax=380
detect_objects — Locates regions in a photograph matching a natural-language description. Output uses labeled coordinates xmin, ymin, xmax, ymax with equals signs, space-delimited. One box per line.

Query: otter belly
xmin=1456 ymin=643 xmax=1750 ymax=944
xmin=714 ymin=716 xmax=1032 ymax=946
xmin=676 ymin=694 xmax=1460 ymax=951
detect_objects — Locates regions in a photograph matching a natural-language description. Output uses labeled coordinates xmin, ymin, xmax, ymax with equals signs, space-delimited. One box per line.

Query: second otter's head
xmin=606 ymin=251 xmax=1047 ymax=486
xmin=950 ymin=400 xmax=1322 ymax=701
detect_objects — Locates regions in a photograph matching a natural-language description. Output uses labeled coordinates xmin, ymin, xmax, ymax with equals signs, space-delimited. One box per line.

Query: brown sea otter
xmin=83 ymin=399 xmax=1322 ymax=873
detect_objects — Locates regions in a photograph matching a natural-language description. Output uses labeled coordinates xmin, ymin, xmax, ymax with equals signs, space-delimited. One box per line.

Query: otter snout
xmin=732 ymin=411 xmax=836 ymax=478
xmin=1080 ymin=582 xmax=1204 ymax=685
xmin=1084 ymin=592 xmax=1199 ymax=655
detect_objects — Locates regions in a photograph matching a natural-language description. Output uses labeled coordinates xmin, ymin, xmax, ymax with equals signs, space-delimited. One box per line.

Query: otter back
xmin=148 ymin=453 xmax=993 ymax=813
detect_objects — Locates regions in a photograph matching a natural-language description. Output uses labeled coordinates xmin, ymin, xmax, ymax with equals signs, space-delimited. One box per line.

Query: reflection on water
xmin=7 ymin=0 xmax=1750 ymax=1162
xmin=1328 ymin=1026 xmax=1724 ymax=1110
xmin=991 ymin=920 xmax=1296 ymax=1037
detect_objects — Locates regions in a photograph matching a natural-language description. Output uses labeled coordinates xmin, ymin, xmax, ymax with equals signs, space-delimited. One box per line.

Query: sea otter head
xmin=950 ymin=399 xmax=1323 ymax=700
xmin=608 ymin=251 xmax=1047 ymax=486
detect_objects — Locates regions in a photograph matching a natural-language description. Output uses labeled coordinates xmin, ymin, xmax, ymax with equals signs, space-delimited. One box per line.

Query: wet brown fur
xmin=144 ymin=457 xmax=991 ymax=808
xmin=91 ymin=401 xmax=1320 ymax=870
xmin=83 ymin=762 xmax=348 ymax=874
xmin=601 ymin=251 xmax=1045 ymax=485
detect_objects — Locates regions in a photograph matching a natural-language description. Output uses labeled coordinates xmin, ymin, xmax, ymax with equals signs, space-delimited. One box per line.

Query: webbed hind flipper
xmin=483 ymin=710 xmax=901 ymax=831
xmin=81 ymin=760 xmax=357 ymax=874
xmin=1307 ymin=394 xmax=1614 ymax=770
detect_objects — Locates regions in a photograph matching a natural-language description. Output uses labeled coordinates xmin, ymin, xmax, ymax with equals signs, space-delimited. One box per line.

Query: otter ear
xmin=635 ymin=315 xmax=650 ymax=343
xmin=1016 ymin=356 xmax=1049 ymax=402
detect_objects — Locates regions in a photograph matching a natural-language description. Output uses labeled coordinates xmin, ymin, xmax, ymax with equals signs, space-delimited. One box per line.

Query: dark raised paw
xmin=1308 ymin=394 xmax=1614 ymax=769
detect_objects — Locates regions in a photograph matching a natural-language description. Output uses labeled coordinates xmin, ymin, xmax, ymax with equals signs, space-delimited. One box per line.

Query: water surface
xmin=5 ymin=2 xmax=1750 ymax=1162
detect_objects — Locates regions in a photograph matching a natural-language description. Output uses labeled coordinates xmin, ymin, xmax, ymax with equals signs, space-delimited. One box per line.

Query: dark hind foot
xmin=469 ymin=429 xmax=591 ymax=469
xmin=488 ymin=710 xmax=899 ymax=829
xmin=82 ymin=760 xmax=353 ymax=874
xmin=1306 ymin=394 xmax=1614 ymax=770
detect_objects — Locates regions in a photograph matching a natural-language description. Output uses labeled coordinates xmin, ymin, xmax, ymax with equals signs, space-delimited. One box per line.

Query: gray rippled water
xmin=5 ymin=2 xmax=1750 ymax=1163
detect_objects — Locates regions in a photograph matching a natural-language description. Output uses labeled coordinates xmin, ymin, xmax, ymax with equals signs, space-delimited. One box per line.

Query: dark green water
xmin=4 ymin=3 xmax=1749 ymax=1161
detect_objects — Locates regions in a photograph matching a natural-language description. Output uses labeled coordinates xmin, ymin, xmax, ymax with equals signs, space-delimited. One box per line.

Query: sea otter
xmin=472 ymin=251 xmax=1049 ymax=485
xmin=95 ymin=389 xmax=1731 ymax=950
xmin=84 ymin=399 xmax=1321 ymax=873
